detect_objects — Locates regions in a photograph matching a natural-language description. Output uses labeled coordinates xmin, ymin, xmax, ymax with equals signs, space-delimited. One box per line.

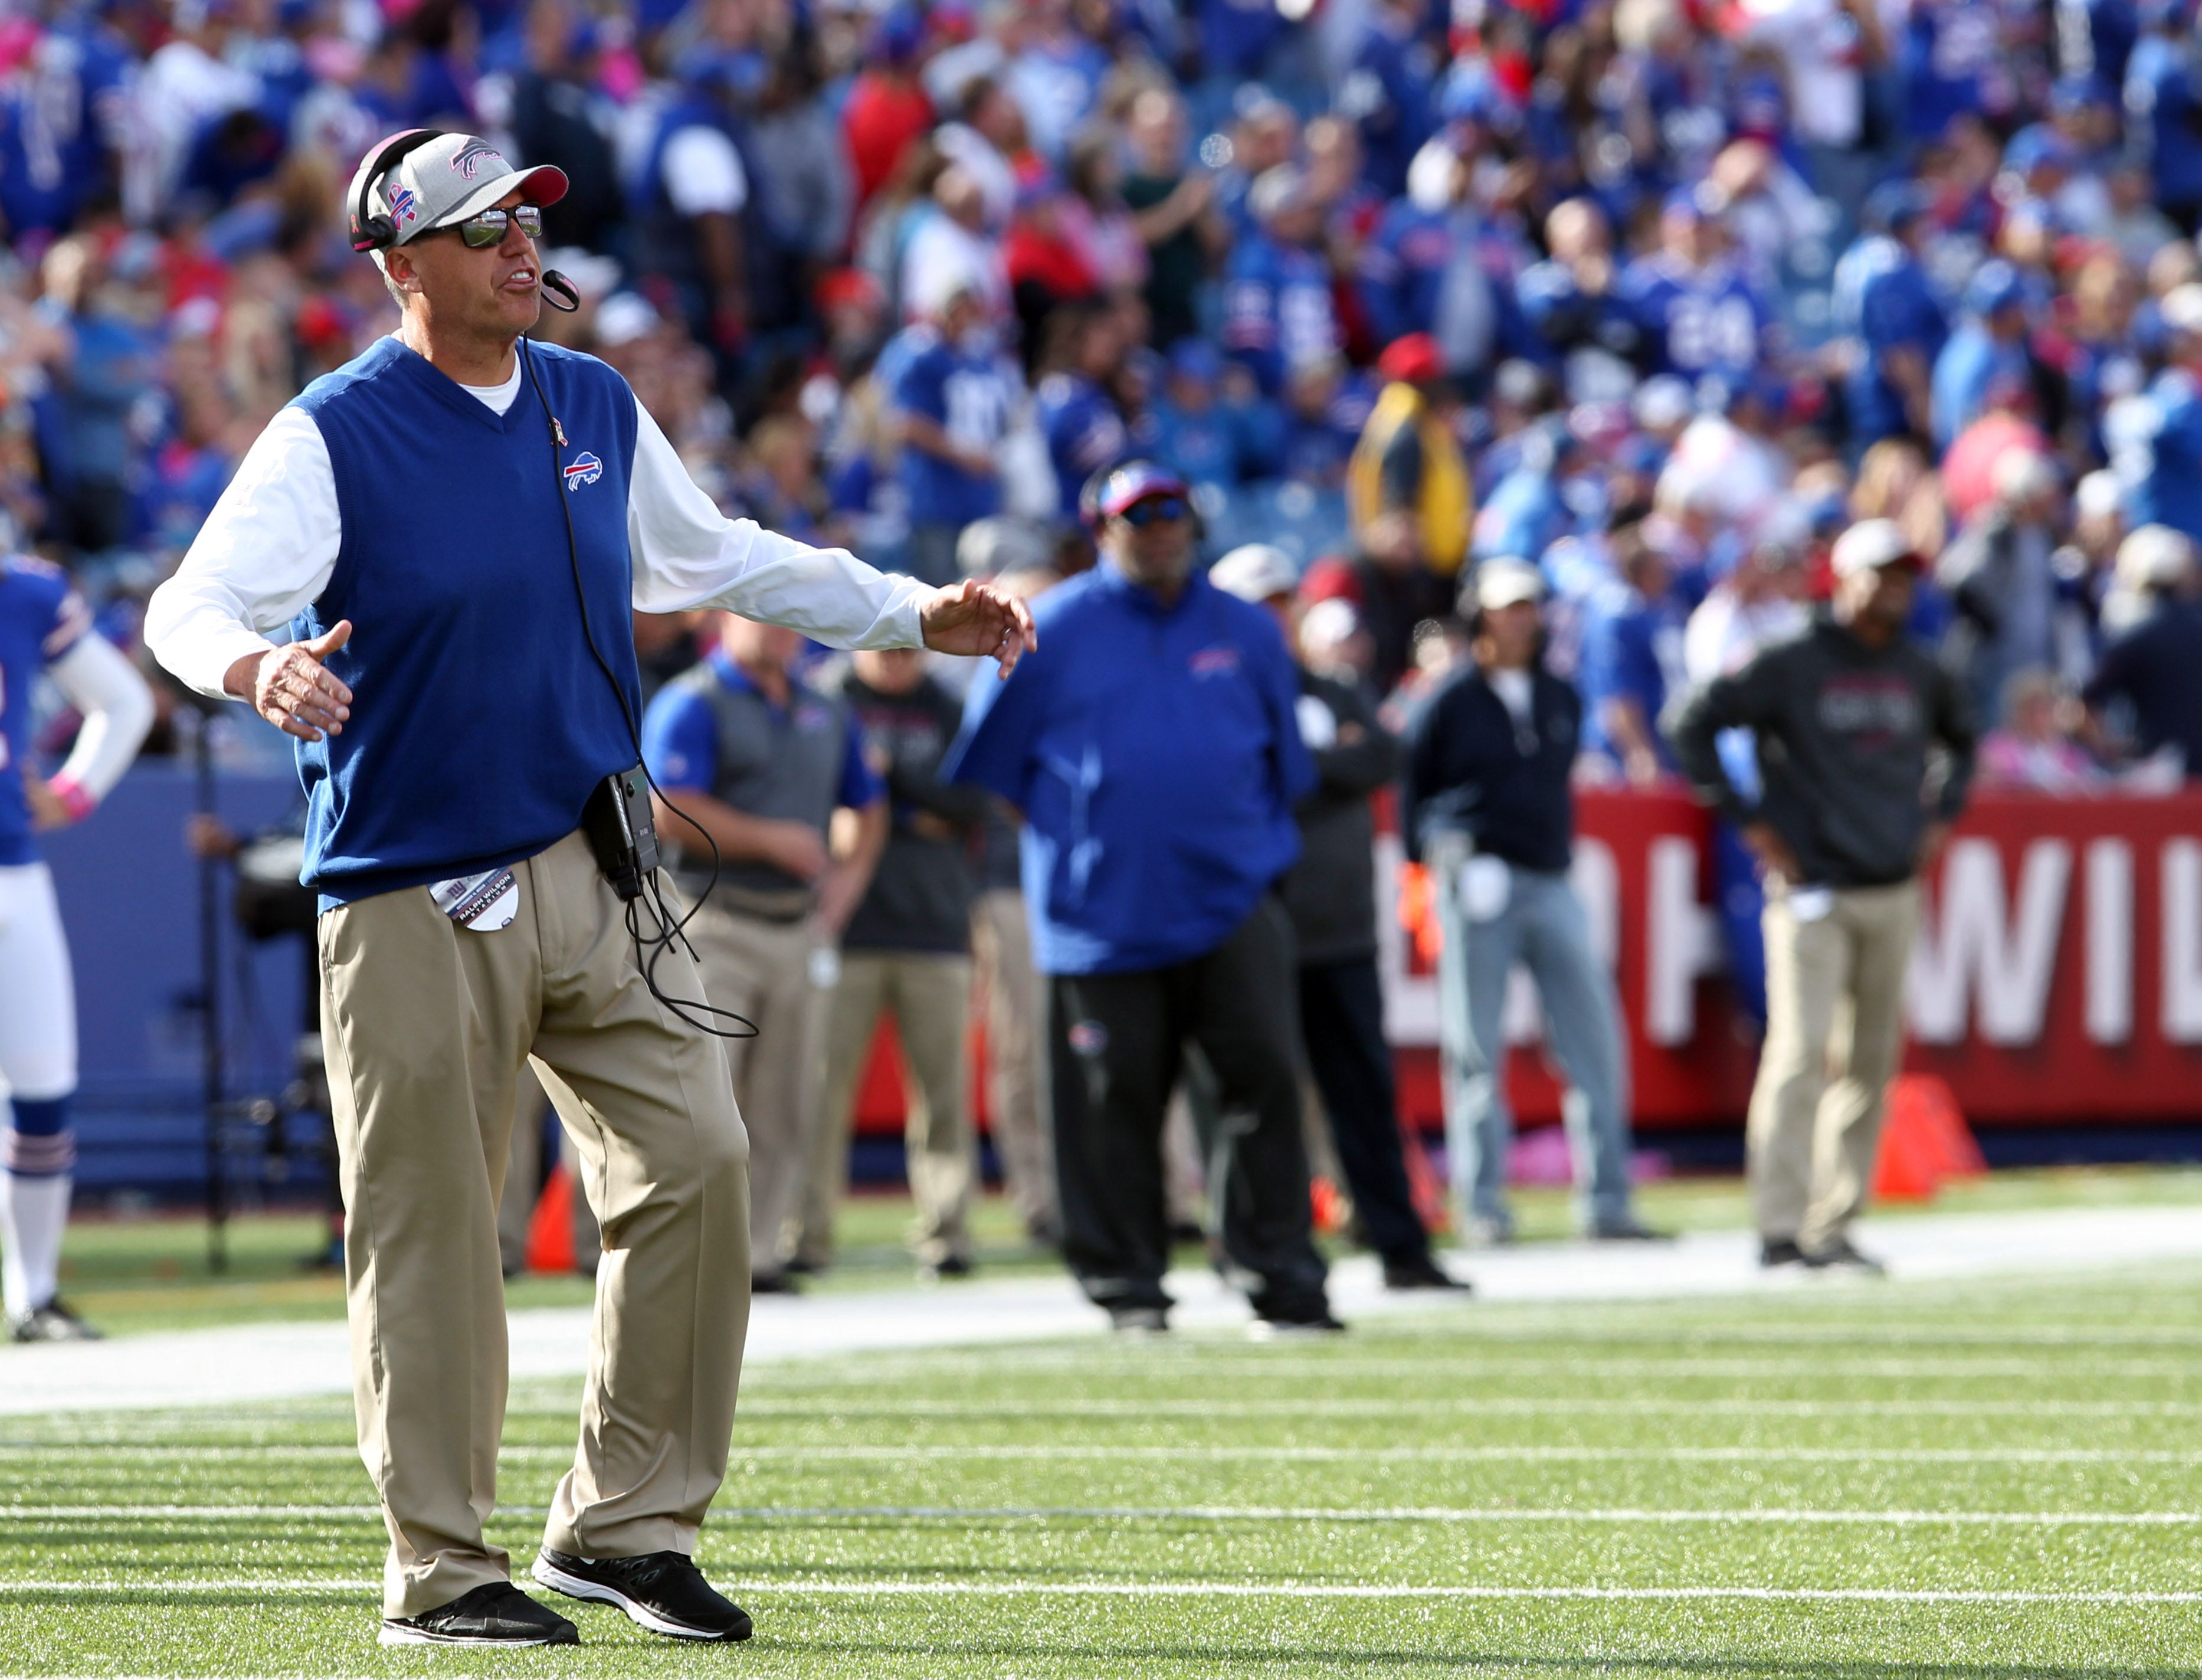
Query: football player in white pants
xmin=0 ymin=558 xmax=153 ymax=1341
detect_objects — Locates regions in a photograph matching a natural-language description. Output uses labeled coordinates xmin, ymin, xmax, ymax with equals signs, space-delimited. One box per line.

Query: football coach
xmin=145 ymin=130 xmax=1033 ymax=1649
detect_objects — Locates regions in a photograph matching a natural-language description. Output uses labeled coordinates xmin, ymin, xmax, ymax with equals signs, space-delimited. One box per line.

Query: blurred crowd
xmin=0 ymin=0 xmax=2198 ymax=786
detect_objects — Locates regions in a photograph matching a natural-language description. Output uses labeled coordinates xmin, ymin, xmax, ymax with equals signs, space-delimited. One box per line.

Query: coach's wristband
xmin=47 ymin=775 xmax=94 ymax=824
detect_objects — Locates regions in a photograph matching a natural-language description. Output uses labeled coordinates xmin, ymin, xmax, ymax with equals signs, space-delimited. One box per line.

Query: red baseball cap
xmin=1377 ymin=333 xmax=1444 ymax=385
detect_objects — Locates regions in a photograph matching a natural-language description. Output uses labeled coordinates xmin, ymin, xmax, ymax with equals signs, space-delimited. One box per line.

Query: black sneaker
xmin=1382 ymin=1256 xmax=1473 ymax=1292
xmin=1249 ymin=1307 xmax=1348 ymax=1339
xmin=750 ymin=1270 xmax=801 ymax=1295
xmin=1759 ymin=1238 xmax=1805 ymax=1268
xmin=1803 ymin=1237 xmax=1887 ymax=1275
xmin=378 ymin=1581 xmax=578 ymax=1648
xmin=533 ymin=1549 xmax=752 ymax=1642
xmin=8 ymin=1298 xmax=102 ymax=1342
xmin=919 ymin=1253 xmax=975 ymax=1281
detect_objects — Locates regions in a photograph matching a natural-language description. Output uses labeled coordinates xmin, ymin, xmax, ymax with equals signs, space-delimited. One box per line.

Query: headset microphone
xmin=540 ymin=270 xmax=580 ymax=313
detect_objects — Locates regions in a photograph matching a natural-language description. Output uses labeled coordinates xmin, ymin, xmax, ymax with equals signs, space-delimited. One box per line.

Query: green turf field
xmin=6 ymin=1230 xmax=2202 ymax=1676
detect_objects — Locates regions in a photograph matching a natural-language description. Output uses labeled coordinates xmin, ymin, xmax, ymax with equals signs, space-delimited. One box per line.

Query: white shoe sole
xmin=530 ymin=1555 xmax=736 ymax=1641
xmin=376 ymin=1622 xmax=568 ymax=1648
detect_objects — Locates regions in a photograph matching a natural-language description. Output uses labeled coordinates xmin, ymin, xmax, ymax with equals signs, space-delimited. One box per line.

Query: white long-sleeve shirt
xmin=146 ymin=355 xmax=928 ymax=699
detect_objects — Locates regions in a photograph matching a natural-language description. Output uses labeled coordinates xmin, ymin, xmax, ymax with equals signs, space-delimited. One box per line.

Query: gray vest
xmin=663 ymin=661 xmax=852 ymax=915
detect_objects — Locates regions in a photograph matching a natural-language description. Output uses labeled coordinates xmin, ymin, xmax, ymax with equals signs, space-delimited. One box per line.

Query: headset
xmin=350 ymin=127 xmax=581 ymax=312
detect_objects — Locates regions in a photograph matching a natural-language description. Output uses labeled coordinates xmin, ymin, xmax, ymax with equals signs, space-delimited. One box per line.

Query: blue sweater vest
xmin=290 ymin=336 xmax=643 ymax=903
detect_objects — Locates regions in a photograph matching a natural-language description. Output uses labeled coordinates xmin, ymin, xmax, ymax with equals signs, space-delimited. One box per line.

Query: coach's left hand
xmin=919 ymin=580 xmax=1038 ymax=678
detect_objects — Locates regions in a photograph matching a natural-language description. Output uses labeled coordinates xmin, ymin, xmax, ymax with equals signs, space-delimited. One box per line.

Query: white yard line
xmin=2 ymin=1578 xmax=2200 ymax=1606
xmin=6 ymin=1204 xmax=2202 ymax=1416
xmin=21 ymin=1443 xmax=2202 ymax=1464
xmin=11 ymin=1502 xmax=2202 ymax=1527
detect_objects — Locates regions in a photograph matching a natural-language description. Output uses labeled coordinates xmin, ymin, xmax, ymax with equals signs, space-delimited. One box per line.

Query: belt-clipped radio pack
xmin=581 ymin=763 xmax=660 ymax=902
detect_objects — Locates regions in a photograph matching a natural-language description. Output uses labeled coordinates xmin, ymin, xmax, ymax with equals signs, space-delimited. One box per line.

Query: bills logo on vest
xmin=563 ymin=451 xmax=604 ymax=491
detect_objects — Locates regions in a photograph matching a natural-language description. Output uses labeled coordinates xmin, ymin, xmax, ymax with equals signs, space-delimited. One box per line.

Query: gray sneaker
xmin=8 ymin=1298 xmax=101 ymax=1342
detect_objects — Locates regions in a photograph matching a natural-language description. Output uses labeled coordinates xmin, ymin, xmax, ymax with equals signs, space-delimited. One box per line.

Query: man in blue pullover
xmin=145 ymin=130 xmax=1033 ymax=1652
xmin=946 ymin=461 xmax=1338 ymax=1336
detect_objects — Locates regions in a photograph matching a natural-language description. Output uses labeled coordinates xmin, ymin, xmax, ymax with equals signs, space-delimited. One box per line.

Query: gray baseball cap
xmin=349 ymin=132 xmax=568 ymax=257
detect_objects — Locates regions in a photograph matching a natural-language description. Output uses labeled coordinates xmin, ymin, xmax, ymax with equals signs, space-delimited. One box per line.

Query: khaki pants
xmin=686 ymin=903 xmax=823 ymax=1275
xmin=800 ymin=949 xmax=977 ymax=1268
xmin=495 ymin=1063 xmax=603 ymax=1276
xmin=318 ymin=831 xmax=751 ymax=1619
xmin=1748 ymin=879 xmax=1920 ymax=1252
xmin=971 ymin=888 xmax=1056 ymax=1237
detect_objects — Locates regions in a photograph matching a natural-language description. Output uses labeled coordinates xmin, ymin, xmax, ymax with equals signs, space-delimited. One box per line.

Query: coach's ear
xmin=382 ymin=247 xmax=425 ymax=297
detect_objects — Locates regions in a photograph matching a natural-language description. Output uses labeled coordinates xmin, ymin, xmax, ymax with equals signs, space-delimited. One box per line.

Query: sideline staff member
xmin=145 ymin=130 xmax=1033 ymax=1649
xmin=947 ymin=463 xmax=1338 ymax=1335
xmin=1666 ymin=519 xmax=1974 ymax=1272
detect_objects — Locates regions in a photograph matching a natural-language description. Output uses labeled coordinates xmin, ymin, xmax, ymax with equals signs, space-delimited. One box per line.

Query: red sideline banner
xmin=1379 ymin=789 xmax=2202 ymax=1131
xmin=854 ymin=790 xmax=2202 ymax=1138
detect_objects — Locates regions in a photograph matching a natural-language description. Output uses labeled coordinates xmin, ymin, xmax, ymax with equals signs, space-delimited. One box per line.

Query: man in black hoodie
xmin=1403 ymin=559 xmax=1660 ymax=1247
xmin=1211 ymin=545 xmax=1467 ymax=1292
xmin=1666 ymin=519 xmax=1976 ymax=1273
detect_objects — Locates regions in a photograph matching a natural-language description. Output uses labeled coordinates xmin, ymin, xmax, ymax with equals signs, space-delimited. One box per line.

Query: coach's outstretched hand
xmin=225 ymin=619 xmax=355 ymax=743
xmin=918 ymin=579 xmax=1038 ymax=678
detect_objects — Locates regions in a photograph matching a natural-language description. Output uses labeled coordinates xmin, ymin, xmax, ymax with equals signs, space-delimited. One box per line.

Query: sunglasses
xmin=451 ymin=204 xmax=544 ymax=248
xmin=1119 ymin=496 xmax=1188 ymax=527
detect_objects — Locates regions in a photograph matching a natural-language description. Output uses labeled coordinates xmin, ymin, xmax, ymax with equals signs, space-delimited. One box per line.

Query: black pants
xmin=1299 ymin=957 xmax=1430 ymax=1266
xmin=1048 ymin=899 xmax=1328 ymax=1318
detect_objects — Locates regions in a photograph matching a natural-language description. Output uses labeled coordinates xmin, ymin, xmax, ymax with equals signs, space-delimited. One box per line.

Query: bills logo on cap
xmin=450 ymin=138 xmax=504 ymax=179
xmin=563 ymin=451 xmax=603 ymax=491
xmin=387 ymin=184 xmax=419 ymax=225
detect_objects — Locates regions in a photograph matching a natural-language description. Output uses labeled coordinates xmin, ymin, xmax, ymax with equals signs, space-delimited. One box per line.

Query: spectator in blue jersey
xmin=1901 ymin=0 xmax=2023 ymax=141
xmin=1222 ymin=164 xmax=1340 ymax=398
xmin=1341 ymin=0 xmax=1441 ymax=200
xmin=0 ymin=14 xmax=130 ymax=239
xmin=945 ymin=461 xmax=1339 ymax=1336
xmin=2124 ymin=282 xmax=2202 ymax=541
xmin=892 ymin=278 xmax=1017 ymax=585
xmin=1931 ymin=260 xmax=2039 ymax=450
xmin=1212 ymin=90 xmax=1300 ymax=239
xmin=1033 ymin=300 xmax=1129 ymax=520
xmin=34 ymin=236 xmax=155 ymax=558
xmin=1145 ymin=337 xmax=1254 ymax=493
xmin=1356 ymin=143 xmax=1526 ymax=384
xmin=2125 ymin=0 xmax=2202 ymax=231
xmin=1620 ymin=190 xmax=1774 ymax=385
xmin=1831 ymin=183 xmax=1948 ymax=450
xmin=1517 ymin=198 xmax=1652 ymax=402
xmin=1279 ymin=353 xmax=1377 ymax=490
xmin=625 ymin=64 xmax=754 ymax=387
xmin=1473 ymin=418 xmax=1576 ymax=564
xmin=1578 ymin=515 xmax=1689 ymax=784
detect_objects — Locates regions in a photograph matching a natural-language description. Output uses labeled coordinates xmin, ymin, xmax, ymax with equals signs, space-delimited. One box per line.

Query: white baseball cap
xmin=1209 ymin=543 xmax=1299 ymax=603
xmin=1474 ymin=556 xmax=1546 ymax=610
xmin=1829 ymin=518 xmax=1925 ymax=578
xmin=2117 ymin=524 xmax=2196 ymax=591
xmin=348 ymin=131 xmax=567 ymax=259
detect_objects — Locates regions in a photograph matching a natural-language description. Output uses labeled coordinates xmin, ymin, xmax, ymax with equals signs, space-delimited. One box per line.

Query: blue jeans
xmin=1434 ymin=854 xmax=1636 ymax=1233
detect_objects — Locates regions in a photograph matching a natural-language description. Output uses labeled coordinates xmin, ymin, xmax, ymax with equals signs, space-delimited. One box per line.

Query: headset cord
xmin=523 ymin=336 xmax=757 ymax=1041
